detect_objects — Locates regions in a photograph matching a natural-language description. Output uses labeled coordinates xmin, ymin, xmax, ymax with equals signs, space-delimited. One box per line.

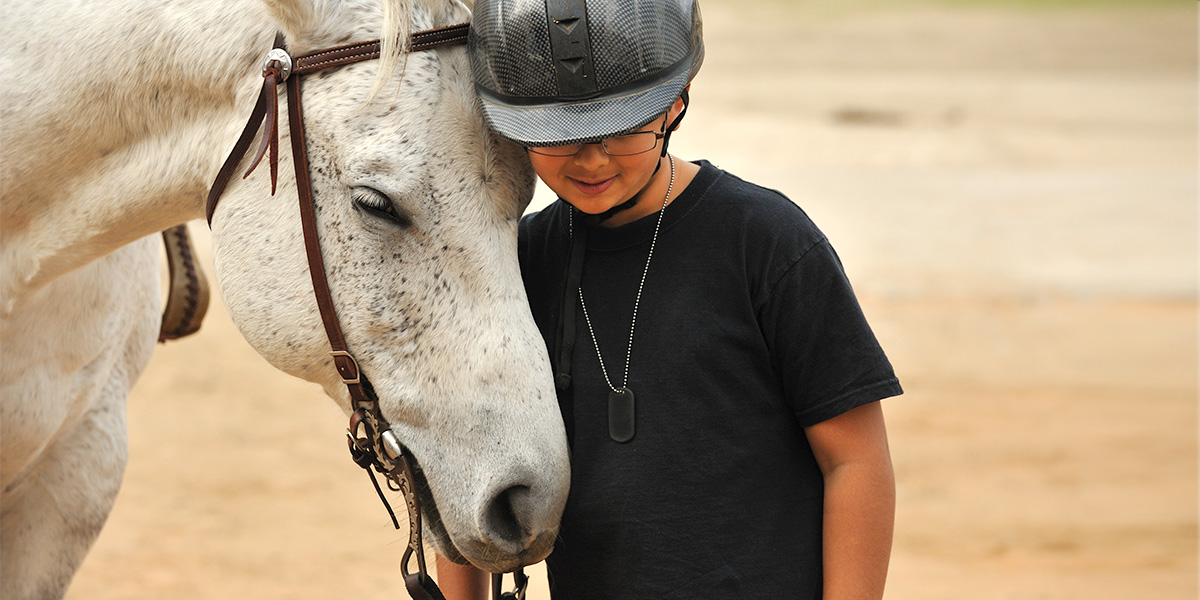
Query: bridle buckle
xmin=330 ymin=350 xmax=361 ymax=385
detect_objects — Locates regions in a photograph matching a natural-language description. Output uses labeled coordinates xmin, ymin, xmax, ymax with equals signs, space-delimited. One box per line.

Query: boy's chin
xmin=564 ymin=198 xmax=623 ymax=215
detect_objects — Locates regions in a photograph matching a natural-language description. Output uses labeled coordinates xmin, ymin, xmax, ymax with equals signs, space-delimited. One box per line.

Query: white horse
xmin=0 ymin=0 xmax=570 ymax=597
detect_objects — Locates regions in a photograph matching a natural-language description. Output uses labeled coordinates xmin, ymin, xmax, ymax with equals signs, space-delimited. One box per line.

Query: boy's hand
xmin=435 ymin=555 xmax=489 ymax=600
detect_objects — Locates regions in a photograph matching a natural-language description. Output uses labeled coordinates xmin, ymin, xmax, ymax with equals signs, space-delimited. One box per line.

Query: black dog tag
xmin=608 ymin=387 xmax=635 ymax=443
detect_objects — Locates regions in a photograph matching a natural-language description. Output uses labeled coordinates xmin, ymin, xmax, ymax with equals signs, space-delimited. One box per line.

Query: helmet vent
xmin=546 ymin=0 xmax=597 ymax=95
xmin=554 ymin=17 xmax=580 ymax=34
xmin=560 ymin=57 xmax=585 ymax=73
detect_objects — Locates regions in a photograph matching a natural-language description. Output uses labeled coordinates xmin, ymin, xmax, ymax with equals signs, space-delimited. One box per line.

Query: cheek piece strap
xmin=593 ymin=90 xmax=691 ymax=223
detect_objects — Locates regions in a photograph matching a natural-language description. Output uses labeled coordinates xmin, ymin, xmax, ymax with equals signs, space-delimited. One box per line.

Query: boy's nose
xmin=572 ymin=143 xmax=609 ymax=168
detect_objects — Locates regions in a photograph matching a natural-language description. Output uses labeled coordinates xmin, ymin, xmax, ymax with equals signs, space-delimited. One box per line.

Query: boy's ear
xmin=667 ymin=85 xmax=691 ymax=132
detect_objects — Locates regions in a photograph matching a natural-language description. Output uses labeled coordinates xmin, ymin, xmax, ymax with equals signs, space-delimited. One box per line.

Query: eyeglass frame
xmin=524 ymin=115 xmax=669 ymax=157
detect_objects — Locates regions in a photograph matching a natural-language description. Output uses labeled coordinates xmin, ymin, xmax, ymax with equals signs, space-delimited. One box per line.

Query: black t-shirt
xmin=518 ymin=161 xmax=902 ymax=599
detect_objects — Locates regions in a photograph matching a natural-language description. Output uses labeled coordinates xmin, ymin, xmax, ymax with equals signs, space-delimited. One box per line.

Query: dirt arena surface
xmin=64 ymin=2 xmax=1196 ymax=599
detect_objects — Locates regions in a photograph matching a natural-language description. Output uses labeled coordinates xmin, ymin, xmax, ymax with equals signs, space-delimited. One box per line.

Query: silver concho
xmin=262 ymin=48 xmax=293 ymax=81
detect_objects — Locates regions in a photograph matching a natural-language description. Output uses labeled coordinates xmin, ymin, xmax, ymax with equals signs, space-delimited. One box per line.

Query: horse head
xmin=209 ymin=0 xmax=568 ymax=572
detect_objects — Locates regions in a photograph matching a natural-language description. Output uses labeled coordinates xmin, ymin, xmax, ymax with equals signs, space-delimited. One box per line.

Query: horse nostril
xmin=483 ymin=485 xmax=531 ymax=545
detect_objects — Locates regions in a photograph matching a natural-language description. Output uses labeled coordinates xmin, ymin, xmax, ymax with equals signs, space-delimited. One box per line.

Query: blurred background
xmin=66 ymin=0 xmax=1196 ymax=598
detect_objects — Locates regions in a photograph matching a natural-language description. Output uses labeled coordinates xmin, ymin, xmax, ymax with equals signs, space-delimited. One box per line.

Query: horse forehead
xmin=314 ymin=65 xmax=485 ymax=179
xmin=311 ymin=47 xmax=465 ymax=128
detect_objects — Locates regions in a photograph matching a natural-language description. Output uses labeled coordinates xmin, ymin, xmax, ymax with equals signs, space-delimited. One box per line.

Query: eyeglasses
xmin=527 ymin=118 xmax=668 ymax=157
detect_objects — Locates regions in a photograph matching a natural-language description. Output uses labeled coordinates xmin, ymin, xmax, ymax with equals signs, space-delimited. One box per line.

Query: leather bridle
xmin=206 ymin=24 xmax=527 ymax=600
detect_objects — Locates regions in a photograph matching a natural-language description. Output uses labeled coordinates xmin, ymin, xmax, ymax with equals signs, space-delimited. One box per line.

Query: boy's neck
xmin=599 ymin=155 xmax=701 ymax=228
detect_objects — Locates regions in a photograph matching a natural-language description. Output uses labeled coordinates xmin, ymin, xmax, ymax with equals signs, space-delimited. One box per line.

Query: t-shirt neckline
xmin=556 ymin=160 xmax=720 ymax=251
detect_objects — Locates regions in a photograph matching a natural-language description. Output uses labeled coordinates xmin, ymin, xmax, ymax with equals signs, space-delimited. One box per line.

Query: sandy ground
xmin=63 ymin=2 xmax=1196 ymax=599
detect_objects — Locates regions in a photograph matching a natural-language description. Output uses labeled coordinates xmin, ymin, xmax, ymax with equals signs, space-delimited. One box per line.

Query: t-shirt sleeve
xmin=758 ymin=238 xmax=902 ymax=428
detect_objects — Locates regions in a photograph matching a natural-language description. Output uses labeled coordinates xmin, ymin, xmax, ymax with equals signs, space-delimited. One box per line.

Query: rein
xmin=206 ymin=24 xmax=527 ymax=600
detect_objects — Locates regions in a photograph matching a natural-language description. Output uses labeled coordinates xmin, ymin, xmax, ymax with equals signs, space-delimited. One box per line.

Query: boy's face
xmin=526 ymin=97 xmax=685 ymax=222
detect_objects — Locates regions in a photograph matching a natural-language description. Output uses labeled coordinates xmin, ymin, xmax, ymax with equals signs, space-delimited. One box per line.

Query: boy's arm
xmin=804 ymin=400 xmax=895 ymax=600
xmin=435 ymin=555 xmax=489 ymax=600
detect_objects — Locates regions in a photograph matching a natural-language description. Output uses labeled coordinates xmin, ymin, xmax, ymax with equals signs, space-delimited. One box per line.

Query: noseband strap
xmin=206 ymin=22 xmax=525 ymax=600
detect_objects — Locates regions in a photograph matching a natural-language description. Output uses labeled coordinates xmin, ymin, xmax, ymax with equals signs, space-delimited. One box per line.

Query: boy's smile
xmin=568 ymin=175 xmax=617 ymax=196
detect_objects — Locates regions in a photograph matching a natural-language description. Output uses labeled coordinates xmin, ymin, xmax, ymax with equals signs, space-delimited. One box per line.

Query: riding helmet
xmin=469 ymin=0 xmax=704 ymax=147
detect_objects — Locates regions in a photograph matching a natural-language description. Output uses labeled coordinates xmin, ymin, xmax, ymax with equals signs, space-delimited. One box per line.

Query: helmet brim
xmin=477 ymin=69 xmax=692 ymax=148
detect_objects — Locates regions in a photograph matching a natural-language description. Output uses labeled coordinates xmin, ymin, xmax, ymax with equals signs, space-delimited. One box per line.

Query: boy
xmin=440 ymin=0 xmax=901 ymax=597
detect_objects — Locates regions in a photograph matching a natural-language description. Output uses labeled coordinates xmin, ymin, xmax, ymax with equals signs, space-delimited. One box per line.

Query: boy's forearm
xmin=821 ymin=458 xmax=896 ymax=600
xmin=435 ymin=555 xmax=489 ymax=600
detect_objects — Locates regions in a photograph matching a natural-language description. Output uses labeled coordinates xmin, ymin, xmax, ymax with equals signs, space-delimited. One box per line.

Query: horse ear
xmin=262 ymin=0 xmax=316 ymax=38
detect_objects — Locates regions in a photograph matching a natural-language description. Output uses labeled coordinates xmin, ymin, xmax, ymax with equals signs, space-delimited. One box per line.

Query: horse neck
xmin=1 ymin=0 xmax=278 ymax=306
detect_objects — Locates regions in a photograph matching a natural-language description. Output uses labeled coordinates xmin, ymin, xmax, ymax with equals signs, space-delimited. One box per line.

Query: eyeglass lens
xmin=529 ymin=131 xmax=661 ymax=157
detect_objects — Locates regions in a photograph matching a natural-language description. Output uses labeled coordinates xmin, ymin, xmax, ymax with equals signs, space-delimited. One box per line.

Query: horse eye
xmin=352 ymin=187 xmax=412 ymax=228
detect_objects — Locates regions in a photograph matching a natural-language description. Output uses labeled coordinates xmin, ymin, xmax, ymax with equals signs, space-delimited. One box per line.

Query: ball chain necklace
xmin=570 ymin=155 xmax=676 ymax=443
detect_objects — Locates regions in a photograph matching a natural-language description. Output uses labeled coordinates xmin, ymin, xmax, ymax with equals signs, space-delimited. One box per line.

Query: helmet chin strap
xmin=592 ymin=90 xmax=690 ymax=223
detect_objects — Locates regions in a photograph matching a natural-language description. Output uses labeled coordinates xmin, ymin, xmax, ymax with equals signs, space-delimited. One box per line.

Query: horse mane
xmin=371 ymin=0 xmax=465 ymax=103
